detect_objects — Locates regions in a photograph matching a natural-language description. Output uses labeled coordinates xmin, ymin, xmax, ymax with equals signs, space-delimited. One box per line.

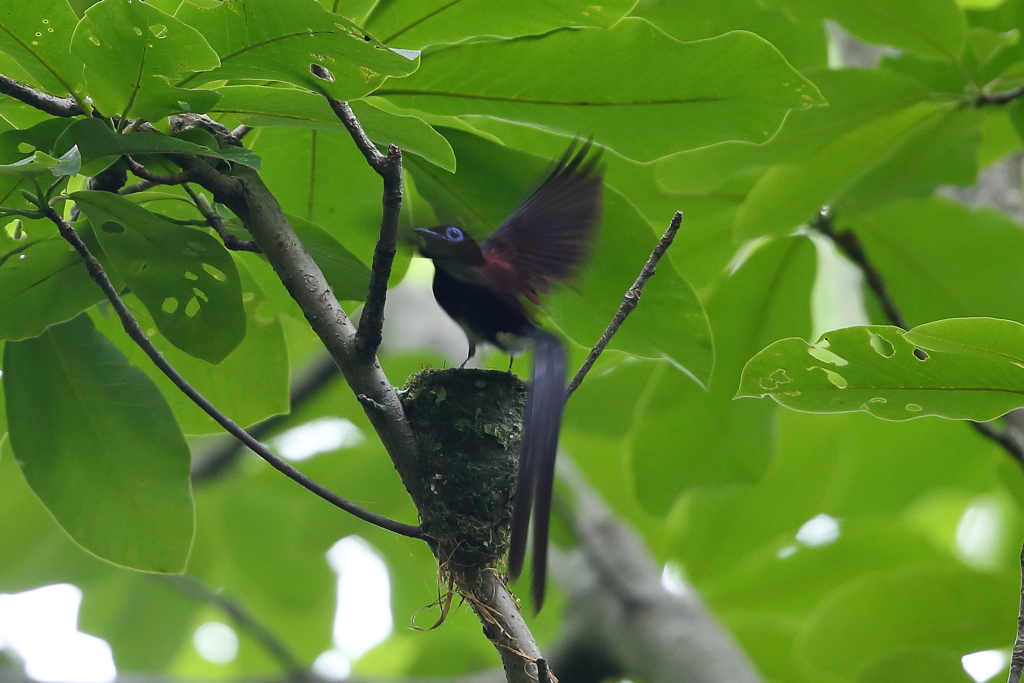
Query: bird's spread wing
xmin=481 ymin=140 xmax=603 ymax=304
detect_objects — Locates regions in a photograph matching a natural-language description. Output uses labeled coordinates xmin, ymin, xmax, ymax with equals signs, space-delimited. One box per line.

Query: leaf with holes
xmin=0 ymin=0 xmax=87 ymax=105
xmin=69 ymin=0 xmax=221 ymax=121
xmin=71 ymin=190 xmax=245 ymax=364
xmin=737 ymin=318 xmax=1024 ymax=421
xmin=173 ymin=0 xmax=419 ymax=101
xmin=0 ymin=236 xmax=105 ymax=340
xmin=3 ymin=313 xmax=194 ymax=572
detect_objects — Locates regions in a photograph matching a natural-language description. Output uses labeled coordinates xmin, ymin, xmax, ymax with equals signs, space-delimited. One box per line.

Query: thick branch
xmin=1011 ymin=542 xmax=1024 ymax=683
xmin=45 ymin=205 xmax=422 ymax=539
xmin=0 ymin=74 xmax=83 ymax=117
xmin=326 ymin=99 xmax=402 ymax=359
xmin=566 ymin=211 xmax=682 ymax=399
xmin=467 ymin=573 xmax=546 ymax=683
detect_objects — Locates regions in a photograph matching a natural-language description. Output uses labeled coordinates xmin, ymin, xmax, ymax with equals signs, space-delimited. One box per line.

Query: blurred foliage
xmin=2 ymin=0 xmax=1024 ymax=682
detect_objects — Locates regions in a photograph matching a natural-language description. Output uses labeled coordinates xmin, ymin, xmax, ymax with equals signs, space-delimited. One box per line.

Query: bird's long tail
xmin=508 ymin=327 xmax=566 ymax=611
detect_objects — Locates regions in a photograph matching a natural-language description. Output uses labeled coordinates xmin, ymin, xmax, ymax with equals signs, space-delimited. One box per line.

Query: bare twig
xmin=977 ymin=85 xmax=1024 ymax=107
xmin=812 ymin=208 xmax=1024 ymax=467
xmin=119 ymin=179 xmax=157 ymax=195
xmin=1010 ymin=542 xmax=1024 ymax=683
xmin=232 ymin=124 xmax=254 ymax=141
xmin=158 ymin=574 xmax=307 ymax=681
xmin=326 ymin=98 xmax=402 ymax=359
xmin=0 ymin=74 xmax=84 ymax=117
xmin=566 ymin=211 xmax=682 ymax=400
xmin=44 ymin=205 xmax=424 ymax=540
xmin=123 ymin=155 xmax=194 ymax=185
xmin=182 ymin=183 xmax=261 ymax=253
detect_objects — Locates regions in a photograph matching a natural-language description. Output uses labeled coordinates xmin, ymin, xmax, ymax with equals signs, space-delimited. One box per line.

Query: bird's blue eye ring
xmin=444 ymin=226 xmax=464 ymax=241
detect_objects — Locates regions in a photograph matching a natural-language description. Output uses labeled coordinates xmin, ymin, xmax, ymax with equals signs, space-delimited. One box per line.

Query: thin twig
xmin=1010 ymin=542 xmax=1024 ymax=683
xmin=44 ymin=206 xmax=424 ymax=540
xmin=182 ymin=183 xmax=261 ymax=253
xmin=812 ymin=208 xmax=1024 ymax=467
xmin=566 ymin=211 xmax=683 ymax=400
xmin=812 ymin=209 xmax=908 ymax=330
xmin=326 ymin=98 xmax=402 ymax=359
xmin=119 ymin=179 xmax=157 ymax=195
xmin=977 ymin=85 xmax=1024 ymax=106
xmin=0 ymin=74 xmax=84 ymax=117
xmin=158 ymin=574 xmax=307 ymax=681
xmin=123 ymin=155 xmax=194 ymax=185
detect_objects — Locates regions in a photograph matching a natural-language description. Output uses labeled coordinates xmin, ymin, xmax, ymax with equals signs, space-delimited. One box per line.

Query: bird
xmin=414 ymin=140 xmax=603 ymax=610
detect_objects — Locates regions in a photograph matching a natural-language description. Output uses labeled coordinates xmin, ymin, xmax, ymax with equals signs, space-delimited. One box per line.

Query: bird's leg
xmin=508 ymin=355 xmax=515 ymax=372
xmin=459 ymin=341 xmax=477 ymax=369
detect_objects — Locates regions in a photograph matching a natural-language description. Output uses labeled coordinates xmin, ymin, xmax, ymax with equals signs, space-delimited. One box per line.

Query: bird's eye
xmin=444 ymin=226 xmax=464 ymax=241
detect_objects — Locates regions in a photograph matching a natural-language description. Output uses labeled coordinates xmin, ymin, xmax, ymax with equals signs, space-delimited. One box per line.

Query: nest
xmin=400 ymin=368 xmax=526 ymax=579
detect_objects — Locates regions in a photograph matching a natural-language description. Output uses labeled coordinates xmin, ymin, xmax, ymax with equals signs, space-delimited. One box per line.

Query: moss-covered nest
xmin=400 ymin=368 xmax=526 ymax=574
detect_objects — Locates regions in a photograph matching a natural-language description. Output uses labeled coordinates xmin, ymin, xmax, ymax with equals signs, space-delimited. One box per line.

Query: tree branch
xmin=566 ymin=210 xmax=682 ymax=399
xmin=182 ymin=183 xmax=261 ymax=252
xmin=1010 ymin=541 xmax=1024 ymax=683
xmin=123 ymin=155 xmax=194 ymax=185
xmin=42 ymin=204 xmax=423 ymax=540
xmin=326 ymin=98 xmax=402 ymax=359
xmin=811 ymin=208 xmax=1024 ymax=467
xmin=158 ymin=575 xmax=307 ymax=681
xmin=977 ymin=85 xmax=1024 ymax=106
xmin=0 ymin=74 xmax=83 ymax=117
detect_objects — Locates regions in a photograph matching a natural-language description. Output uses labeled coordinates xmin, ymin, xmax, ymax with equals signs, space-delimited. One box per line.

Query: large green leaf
xmin=630 ymin=236 xmax=816 ymax=514
xmin=357 ymin=0 xmax=634 ymax=49
xmin=735 ymin=102 xmax=981 ymax=240
xmin=850 ymin=197 xmax=1024 ymax=327
xmin=90 ymin=257 xmax=288 ymax=435
xmin=655 ymin=68 xmax=930 ymax=195
xmin=408 ymin=128 xmax=714 ymax=384
xmin=738 ymin=318 xmax=1024 ymax=421
xmin=375 ymin=18 xmax=825 ymax=162
xmin=630 ymin=0 xmax=828 ymax=71
xmin=174 ymin=0 xmax=419 ymax=100
xmin=72 ymin=190 xmax=246 ymax=364
xmin=796 ymin=563 xmax=1015 ymax=678
xmin=0 ymin=0 xmax=86 ymax=103
xmin=3 ymin=313 xmax=194 ymax=572
xmin=69 ymin=0 xmax=222 ymax=120
xmin=0 ymin=235 xmax=103 ymax=340
xmin=764 ymin=0 xmax=968 ymax=60
xmin=211 ymin=86 xmax=455 ymax=171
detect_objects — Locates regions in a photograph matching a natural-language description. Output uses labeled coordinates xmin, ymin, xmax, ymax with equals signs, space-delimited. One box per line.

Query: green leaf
xmin=763 ymin=0 xmax=968 ymax=60
xmin=90 ymin=257 xmax=288 ymax=435
xmin=287 ymin=214 xmax=370 ymax=302
xmin=0 ymin=0 xmax=87 ymax=105
xmin=174 ymin=0 xmax=420 ymax=100
xmin=408 ymin=128 xmax=714 ymax=383
xmin=72 ymin=190 xmax=246 ymax=364
xmin=211 ymin=86 xmax=455 ymax=171
xmin=52 ymin=118 xmax=260 ymax=177
xmin=850 ymin=197 xmax=1024 ymax=327
xmin=375 ymin=18 xmax=825 ymax=162
xmin=655 ymin=67 xmax=930 ymax=195
xmin=631 ymin=0 xmax=828 ymax=71
xmin=630 ymin=237 xmax=816 ymax=513
xmin=0 ymin=236 xmax=104 ymax=340
xmin=796 ymin=563 xmax=1015 ymax=678
xmin=359 ymin=0 xmax=634 ymax=49
xmin=70 ymin=0 xmax=222 ymax=120
xmin=735 ymin=102 xmax=981 ymax=240
xmin=3 ymin=313 xmax=194 ymax=572
xmin=738 ymin=318 xmax=1024 ymax=421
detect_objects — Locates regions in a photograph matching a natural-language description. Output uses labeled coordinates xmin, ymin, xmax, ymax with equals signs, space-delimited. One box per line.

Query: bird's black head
xmin=414 ymin=226 xmax=484 ymax=263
